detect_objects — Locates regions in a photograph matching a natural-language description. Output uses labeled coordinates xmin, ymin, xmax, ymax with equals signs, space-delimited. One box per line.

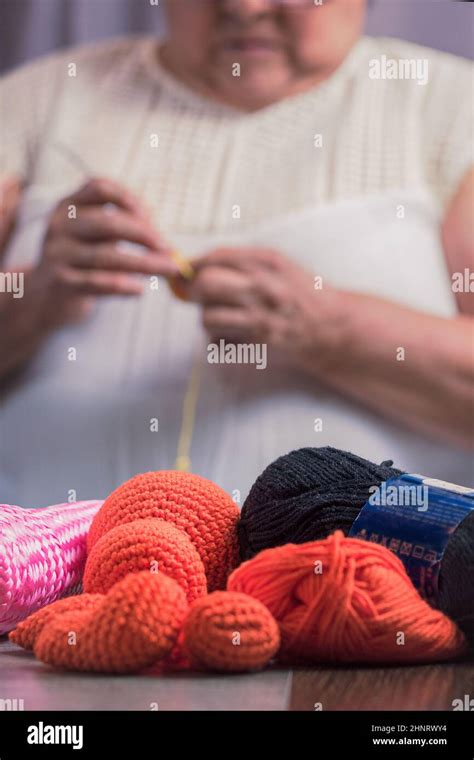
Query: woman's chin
xmin=215 ymin=73 xmax=296 ymax=110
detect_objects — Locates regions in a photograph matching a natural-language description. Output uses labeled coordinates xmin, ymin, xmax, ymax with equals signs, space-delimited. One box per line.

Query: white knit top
xmin=1 ymin=36 xmax=473 ymax=507
xmin=1 ymin=35 xmax=473 ymax=230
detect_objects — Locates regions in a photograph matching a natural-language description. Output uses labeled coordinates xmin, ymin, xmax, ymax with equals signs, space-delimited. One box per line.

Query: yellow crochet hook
xmin=168 ymin=249 xmax=195 ymax=303
xmin=170 ymin=250 xmax=194 ymax=281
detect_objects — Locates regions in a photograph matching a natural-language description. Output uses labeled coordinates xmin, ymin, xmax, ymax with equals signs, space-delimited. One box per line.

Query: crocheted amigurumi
xmin=183 ymin=591 xmax=280 ymax=672
xmin=34 ymin=571 xmax=188 ymax=673
xmin=87 ymin=470 xmax=240 ymax=591
xmin=83 ymin=518 xmax=207 ymax=604
xmin=10 ymin=470 xmax=249 ymax=673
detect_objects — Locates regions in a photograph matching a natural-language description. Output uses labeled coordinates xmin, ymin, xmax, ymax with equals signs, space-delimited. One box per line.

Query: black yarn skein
xmin=238 ymin=446 xmax=474 ymax=644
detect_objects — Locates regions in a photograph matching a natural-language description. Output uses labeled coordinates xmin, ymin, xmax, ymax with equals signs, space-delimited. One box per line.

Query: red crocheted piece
xmin=9 ymin=593 xmax=103 ymax=651
xmin=33 ymin=571 xmax=188 ymax=673
xmin=83 ymin=518 xmax=207 ymax=604
xmin=87 ymin=471 xmax=240 ymax=591
xmin=183 ymin=591 xmax=280 ymax=672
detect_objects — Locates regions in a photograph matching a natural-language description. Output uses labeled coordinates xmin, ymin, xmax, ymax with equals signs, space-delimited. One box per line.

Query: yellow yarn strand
xmin=171 ymin=250 xmax=201 ymax=472
xmin=175 ymin=352 xmax=202 ymax=472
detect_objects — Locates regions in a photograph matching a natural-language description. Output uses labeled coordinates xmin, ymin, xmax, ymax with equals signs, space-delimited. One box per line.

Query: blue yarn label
xmin=348 ymin=474 xmax=474 ymax=606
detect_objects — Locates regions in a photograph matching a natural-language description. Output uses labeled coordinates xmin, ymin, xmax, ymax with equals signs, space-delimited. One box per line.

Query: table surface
xmin=2 ymin=639 xmax=474 ymax=711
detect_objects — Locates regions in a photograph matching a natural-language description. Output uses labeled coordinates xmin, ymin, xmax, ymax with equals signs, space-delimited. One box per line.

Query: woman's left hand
xmin=0 ymin=175 xmax=22 ymax=255
xmin=183 ymin=246 xmax=339 ymax=367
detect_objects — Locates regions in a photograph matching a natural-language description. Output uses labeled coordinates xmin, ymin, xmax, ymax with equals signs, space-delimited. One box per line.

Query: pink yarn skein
xmin=0 ymin=501 xmax=102 ymax=634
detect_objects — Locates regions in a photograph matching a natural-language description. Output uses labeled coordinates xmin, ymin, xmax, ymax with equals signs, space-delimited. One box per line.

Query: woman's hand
xmin=33 ymin=177 xmax=179 ymax=328
xmin=0 ymin=177 xmax=180 ymax=382
xmin=0 ymin=175 xmax=22 ymax=254
xmin=185 ymin=241 xmax=474 ymax=449
xmin=184 ymin=246 xmax=340 ymax=368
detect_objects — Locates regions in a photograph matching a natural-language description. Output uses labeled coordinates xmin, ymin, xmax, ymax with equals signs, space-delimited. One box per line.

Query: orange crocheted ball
xmin=34 ymin=571 xmax=188 ymax=673
xmin=83 ymin=518 xmax=207 ymax=604
xmin=183 ymin=591 xmax=280 ymax=672
xmin=87 ymin=471 xmax=240 ymax=591
xmin=9 ymin=593 xmax=103 ymax=651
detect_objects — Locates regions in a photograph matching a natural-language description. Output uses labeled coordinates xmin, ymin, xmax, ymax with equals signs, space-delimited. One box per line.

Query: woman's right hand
xmin=0 ymin=177 xmax=180 ymax=381
xmin=33 ymin=177 xmax=180 ymax=328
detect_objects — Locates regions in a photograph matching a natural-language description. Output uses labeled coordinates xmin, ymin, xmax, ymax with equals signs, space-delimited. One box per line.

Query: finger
xmin=57 ymin=266 xmax=145 ymax=296
xmin=0 ymin=176 xmax=22 ymax=215
xmin=192 ymin=247 xmax=282 ymax=274
xmin=64 ymin=206 xmax=162 ymax=250
xmin=69 ymin=177 xmax=148 ymax=218
xmin=186 ymin=266 xmax=254 ymax=306
xmin=192 ymin=248 xmax=245 ymax=274
xmin=202 ymin=306 xmax=264 ymax=340
xmin=64 ymin=241 xmax=181 ymax=278
xmin=249 ymin=274 xmax=293 ymax=311
xmin=188 ymin=264 xmax=288 ymax=311
xmin=0 ymin=175 xmax=22 ymax=255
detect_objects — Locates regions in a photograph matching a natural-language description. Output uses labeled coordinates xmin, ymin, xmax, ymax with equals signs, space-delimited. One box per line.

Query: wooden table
xmin=2 ymin=639 xmax=473 ymax=711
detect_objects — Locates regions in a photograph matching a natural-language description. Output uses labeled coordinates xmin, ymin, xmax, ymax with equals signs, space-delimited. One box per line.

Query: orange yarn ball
xmin=183 ymin=591 xmax=280 ymax=672
xmin=228 ymin=531 xmax=467 ymax=664
xmin=83 ymin=518 xmax=207 ymax=604
xmin=34 ymin=571 xmax=188 ymax=673
xmin=87 ymin=471 xmax=240 ymax=591
xmin=9 ymin=594 xmax=103 ymax=651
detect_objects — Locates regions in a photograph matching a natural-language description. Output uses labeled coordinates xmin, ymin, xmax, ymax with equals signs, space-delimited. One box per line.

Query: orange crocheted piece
xmin=9 ymin=593 xmax=103 ymax=651
xmin=228 ymin=531 xmax=467 ymax=664
xmin=83 ymin=518 xmax=207 ymax=604
xmin=183 ymin=591 xmax=280 ymax=672
xmin=33 ymin=571 xmax=188 ymax=673
xmin=87 ymin=471 xmax=240 ymax=591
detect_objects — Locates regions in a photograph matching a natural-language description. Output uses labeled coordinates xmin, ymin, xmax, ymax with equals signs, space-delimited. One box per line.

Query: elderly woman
xmin=0 ymin=0 xmax=472 ymax=507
